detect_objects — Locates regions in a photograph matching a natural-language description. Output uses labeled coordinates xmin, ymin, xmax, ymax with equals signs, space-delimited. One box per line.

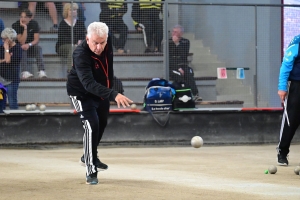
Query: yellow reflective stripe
xmin=107 ymin=0 xmax=124 ymax=8
xmin=140 ymin=6 xmax=161 ymax=9
xmin=140 ymin=0 xmax=161 ymax=8
xmin=133 ymin=20 xmax=138 ymax=26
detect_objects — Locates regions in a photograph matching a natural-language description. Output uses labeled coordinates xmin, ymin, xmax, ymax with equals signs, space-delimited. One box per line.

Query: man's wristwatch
xmin=5 ymin=49 xmax=9 ymax=53
xmin=28 ymin=43 xmax=32 ymax=47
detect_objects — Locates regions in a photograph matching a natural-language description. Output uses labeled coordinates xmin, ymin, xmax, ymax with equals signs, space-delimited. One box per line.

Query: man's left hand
xmin=115 ymin=93 xmax=133 ymax=108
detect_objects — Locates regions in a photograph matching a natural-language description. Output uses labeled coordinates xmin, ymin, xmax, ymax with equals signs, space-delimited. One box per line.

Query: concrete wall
xmin=1 ymin=111 xmax=299 ymax=145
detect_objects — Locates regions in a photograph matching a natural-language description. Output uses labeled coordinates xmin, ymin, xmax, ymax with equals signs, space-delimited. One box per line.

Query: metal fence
xmin=0 ymin=1 xmax=296 ymax=109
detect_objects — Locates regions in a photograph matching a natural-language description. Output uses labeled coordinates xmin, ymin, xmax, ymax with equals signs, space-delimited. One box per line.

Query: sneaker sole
xmin=79 ymin=160 xmax=108 ymax=171
xmin=277 ymin=162 xmax=288 ymax=166
xmin=86 ymin=181 xmax=98 ymax=185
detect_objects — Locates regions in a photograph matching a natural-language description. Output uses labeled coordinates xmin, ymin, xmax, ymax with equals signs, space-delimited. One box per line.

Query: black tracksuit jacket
xmin=66 ymin=34 xmax=118 ymax=101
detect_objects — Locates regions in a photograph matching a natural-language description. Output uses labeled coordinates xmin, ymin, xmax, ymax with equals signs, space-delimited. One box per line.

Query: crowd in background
xmin=0 ymin=0 xmax=200 ymax=111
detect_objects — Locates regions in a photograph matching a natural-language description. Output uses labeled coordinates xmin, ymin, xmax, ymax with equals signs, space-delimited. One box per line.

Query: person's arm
xmin=29 ymin=32 xmax=40 ymax=46
xmin=2 ymin=41 xmax=11 ymax=63
xmin=16 ymin=27 xmax=28 ymax=45
xmin=131 ymin=0 xmax=141 ymax=29
xmin=278 ymin=43 xmax=298 ymax=101
xmin=100 ymin=2 xmax=111 ymax=19
xmin=119 ymin=1 xmax=128 ymax=16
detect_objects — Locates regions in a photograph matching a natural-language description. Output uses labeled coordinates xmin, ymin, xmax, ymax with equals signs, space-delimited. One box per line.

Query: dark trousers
xmin=170 ymin=64 xmax=199 ymax=96
xmin=21 ymin=46 xmax=45 ymax=73
xmin=0 ymin=90 xmax=5 ymax=113
xmin=4 ymin=82 xmax=19 ymax=109
xmin=70 ymin=95 xmax=110 ymax=175
xmin=139 ymin=9 xmax=163 ymax=50
xmin=100 ymin=16 xmax=128 ymax=50
xmin=277 ymin=81 xmax=300 ymax=156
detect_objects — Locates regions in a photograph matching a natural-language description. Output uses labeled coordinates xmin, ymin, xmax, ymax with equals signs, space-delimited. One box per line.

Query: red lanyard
xmin=91 ymin=55 xmax=110 ymax=88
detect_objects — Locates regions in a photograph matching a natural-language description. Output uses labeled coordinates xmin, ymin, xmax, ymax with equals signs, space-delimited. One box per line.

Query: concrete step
xmin=39 ymin=31 xmax=153 ymax=54
xmin=189 ymin=47 xmax=212 ymax=55
xmin=27 ymin=54 xmax=165 ymax=79
xmin=17 ymin=78 xmax=218 ymax=103
xmin=182 ymin=33 xmax=195 ymax=41
xmin=217 ymin=94 xmax=254 ymax=105
xmin=216 ymin=84 xmax=252 ymax=95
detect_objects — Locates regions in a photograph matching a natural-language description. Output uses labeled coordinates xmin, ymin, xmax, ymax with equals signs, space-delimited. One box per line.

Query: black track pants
xmin=277 ymin=81 xmax=300 ymax=156
xmin=70 ymin=95 xmax=110 ymax=175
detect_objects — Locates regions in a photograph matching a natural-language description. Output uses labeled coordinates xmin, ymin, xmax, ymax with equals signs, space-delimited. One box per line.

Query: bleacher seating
xmin=0 ymin=4 xmax=244 ymax=107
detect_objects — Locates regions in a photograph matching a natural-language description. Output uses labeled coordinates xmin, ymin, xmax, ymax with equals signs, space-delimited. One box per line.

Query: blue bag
xmin=143 ymin=78 xmax=175 ymax=126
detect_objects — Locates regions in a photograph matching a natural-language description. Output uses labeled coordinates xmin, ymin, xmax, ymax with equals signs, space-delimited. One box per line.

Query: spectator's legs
xmin=57 ymin=44 xmax=73 ymax=71
xmin=6 ymin=82 xmax=19 ymax=109
xmin=45 ymin=2 xmax=58 ymax=29
xmin=153 ymin=15 xmax=163 ymax=52
xmin=77 ymin=3 xmax=86 ymax=22
xmin=115 ymin=17 xmax=128 ymax=50
xmin=28 ymin=2 xmax=37 ymax=18
xmin=181 ymin=65 xmax=199 ymax=96
xmin=20 ymin=50 xmax=32 ymax=73
xmin=28 ymin=46 xmax=45 ymax=72
xmin=107 ymin=21 xmax=118 ymax=50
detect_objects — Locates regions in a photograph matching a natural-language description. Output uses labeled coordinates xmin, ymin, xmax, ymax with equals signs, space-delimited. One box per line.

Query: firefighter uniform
xmin=131 ymin=0 xmax=163 ymax=53
xmin=99 ymin=0 xmax=128 ymax=52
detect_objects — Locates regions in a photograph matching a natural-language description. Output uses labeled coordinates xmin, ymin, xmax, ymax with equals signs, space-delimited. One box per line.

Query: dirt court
xmin=1 ymin=144 xmax=300 ymax=200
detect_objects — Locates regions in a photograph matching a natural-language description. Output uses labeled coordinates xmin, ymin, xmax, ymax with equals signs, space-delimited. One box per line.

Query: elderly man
xmin=67 ymin=22 xmax=132 ymax=185
xmin=169 ymin=24 xmax=199 ymax=97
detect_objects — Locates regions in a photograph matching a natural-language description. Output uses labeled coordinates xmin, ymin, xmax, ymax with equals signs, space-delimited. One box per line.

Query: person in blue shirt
xmin=0 ymin=18 xmax=4 ymax=46
xmin=277 ymin=34 xmax=300 ymax=166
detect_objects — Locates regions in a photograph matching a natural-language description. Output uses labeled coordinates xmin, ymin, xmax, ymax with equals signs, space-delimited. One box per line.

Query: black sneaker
xmin=277 ymin=154 xmax=288 ymax=166
xmin=86 ymin=172 xmax=98 ymax=185
xmin=144 ymin=48 xmax=152 ymax=53
xmin=80 ymin=155 xmax=108 ymax=171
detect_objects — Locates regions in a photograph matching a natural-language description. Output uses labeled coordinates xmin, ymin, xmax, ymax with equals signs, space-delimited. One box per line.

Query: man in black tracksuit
xmin=67 ymin=22 xmax=132 ymax=185
xmin=99 ymin=0 xmax=128 ymax=53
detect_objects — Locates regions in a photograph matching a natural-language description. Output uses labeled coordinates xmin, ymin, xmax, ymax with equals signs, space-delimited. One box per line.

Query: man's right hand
xmin=20 ymin=21 xmax=27 ymax=29
xmin=278 ymin=90 xmax=287 ymax=103
xmin=115 ymin=93 xmax=133 ymax=108
xmin=136 ymin=23 xmax=144 ymax=31
xmin=172 ymin=35 xmax=180 ymax=44
xmin=21 ymin=44 xmax=30 ymax=50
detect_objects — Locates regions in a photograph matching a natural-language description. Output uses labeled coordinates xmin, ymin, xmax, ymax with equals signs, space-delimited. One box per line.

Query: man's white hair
xmin=1 ymin=28 xmax=17 ymax=42
xmin=87 ymin=22 xmax=109 ymax=38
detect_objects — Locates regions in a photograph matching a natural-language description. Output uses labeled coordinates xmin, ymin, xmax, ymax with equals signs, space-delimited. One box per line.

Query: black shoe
xmin=144 ymin=48 xmax=151 ymax=53
xmin=86 ymin=172 xmax=98 ymax=185
xmin=80 ymin=155 xmax=108 ymax=171
xmin=277 ymin=154 xmax=288 ymax=166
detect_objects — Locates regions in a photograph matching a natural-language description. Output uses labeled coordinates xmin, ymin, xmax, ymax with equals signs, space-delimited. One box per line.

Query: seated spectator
xmin=169 ymin=25 xmax=199 ymax=97
xmin=0 ymin=18 xmax=4 ymax=46
xmin=12 ymin=9 xmax=47 ymax=78
xmin=19 ymin=2 xmax=59 ymax=31
xmin=99 ymin=0 xmax=128 ymax=53
xmin=0 ymin=28 xmax=22 ymax=110
xmin=56 ymin=3 xmax=86 ymax=72
xmin=62 ymin=2 xmax=86 ymax=24
xmin=131 ymin=0 xmax=163 ymax=53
